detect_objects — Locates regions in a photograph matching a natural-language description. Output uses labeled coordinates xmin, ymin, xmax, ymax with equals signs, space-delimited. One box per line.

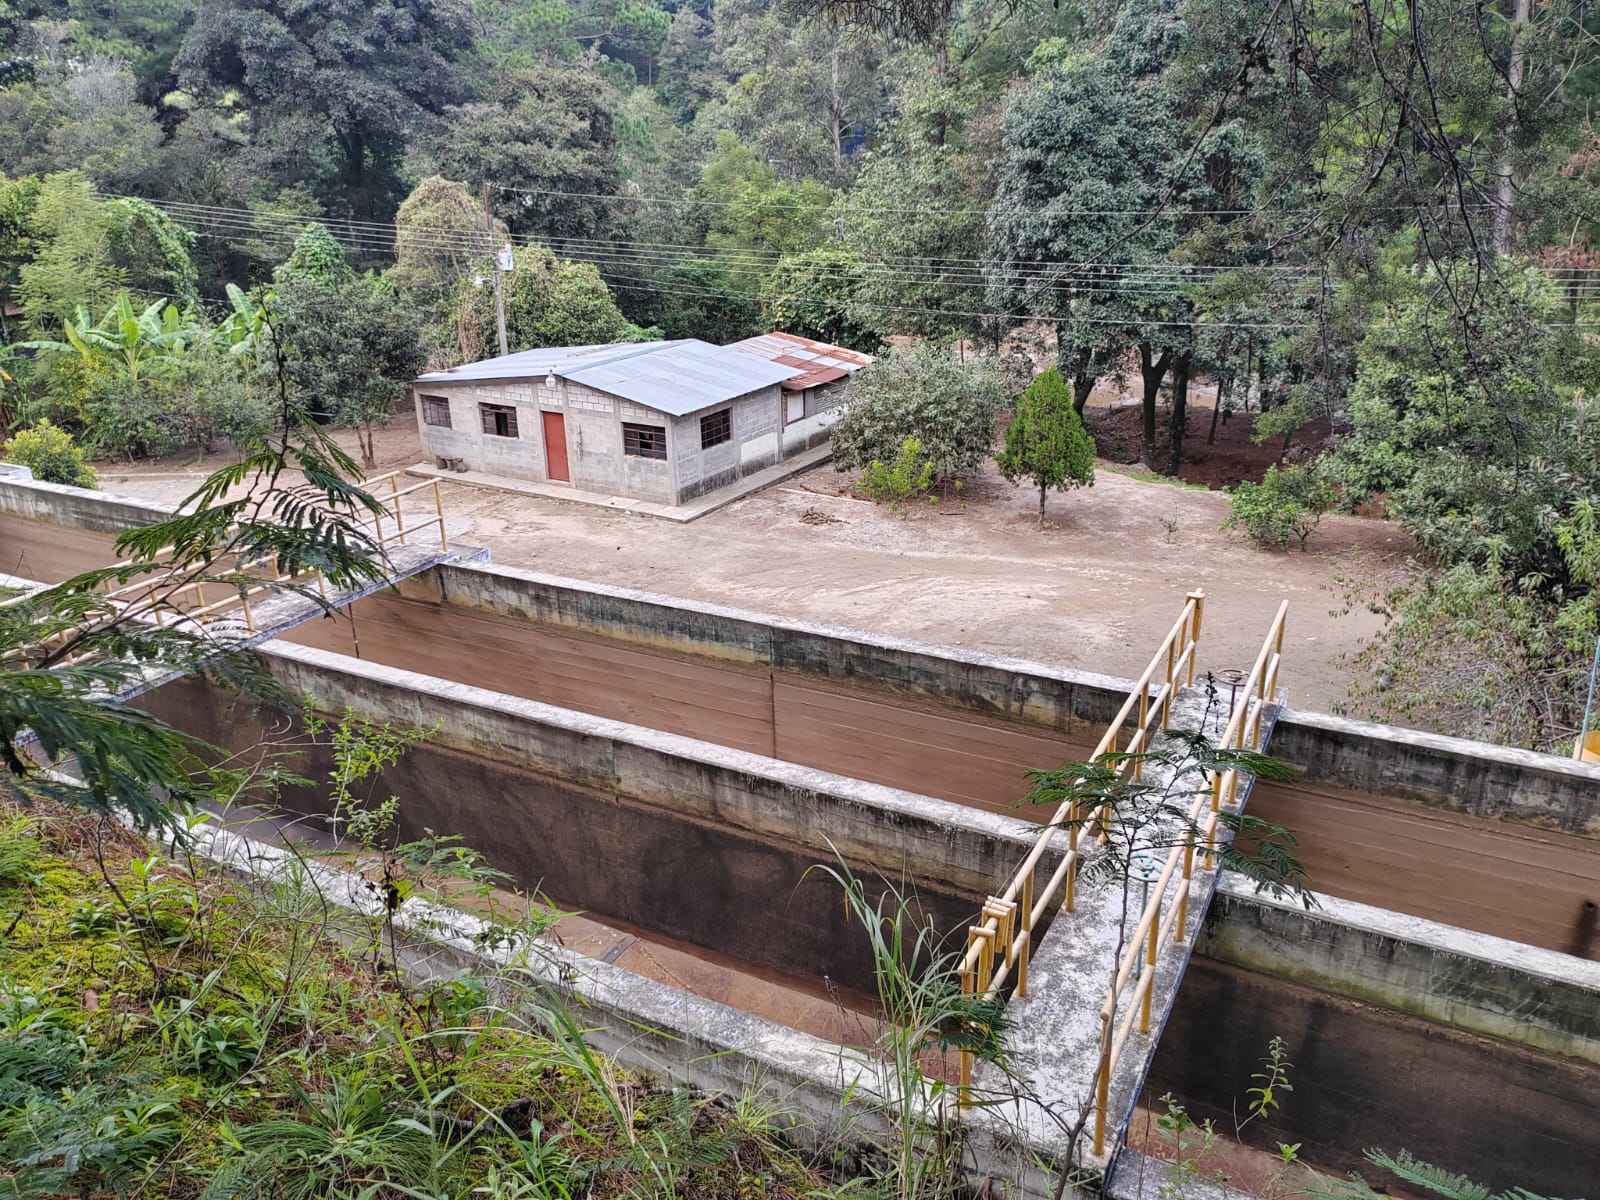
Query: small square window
xmin=623 ymin=422 xmax=668 ymax=460
xmin=700 ymin=409 xmax=732 ymax=449
xmin=479 ymin=403 xmax=518 ymax=438
xmin=421 ymin=394 xmax=451 ymax=428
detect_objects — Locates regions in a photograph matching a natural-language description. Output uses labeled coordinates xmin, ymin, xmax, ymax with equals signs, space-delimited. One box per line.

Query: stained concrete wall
xmin=1146 ymin=959 xmax=1599 ymax=1197
xmin=422 ymin=559 xmax=1137 ymax=735
xmin=138 ymin=639 xmax=1063 ymax=995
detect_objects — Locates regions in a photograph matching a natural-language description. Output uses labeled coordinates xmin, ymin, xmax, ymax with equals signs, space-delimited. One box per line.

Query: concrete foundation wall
xmin=139 ymin=639 xmax=1061 ymax=995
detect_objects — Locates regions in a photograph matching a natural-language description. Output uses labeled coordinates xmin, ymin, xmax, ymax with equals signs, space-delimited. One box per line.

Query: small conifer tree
xmin=997 ymin=366 xmax=1096 ymax=526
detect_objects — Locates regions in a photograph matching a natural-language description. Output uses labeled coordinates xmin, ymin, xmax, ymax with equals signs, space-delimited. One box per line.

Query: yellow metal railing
xmin=9 ymin=471 xmax=448 ymax=667
xmin=954 ymin=590 xmax=1206 ymax=1099
xmin=1086 ymin=598 xmax=1287 ymax=1155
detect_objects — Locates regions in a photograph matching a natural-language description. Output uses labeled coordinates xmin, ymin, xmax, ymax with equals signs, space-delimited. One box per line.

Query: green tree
xmin=386 ymin=176 xmax=499 ymax=352
xmin=831 ymin=343 xmax=1006 ymax=483
xmin=273 ymin=223 xmax=356 ymax=288
xmin=453 ymin=244 xmax=649 ymax=362
xmin=997 ymin=366 xmax=1096 ymax=526
xmin=712 ymin=0 xmax=881 ymax=183
xmin=17 ymin=173 xmax=198 ymax=331
xmin=430 ymin=64 xmax=621 ymax=242
xmin=1223 ymin=464 xmax=1335 ymax=552
xmin=760 ymin=248 xmax=876 ymax=352
xmin=174 ymin=0 xmax=473 ymax=220
xmin=266 ymin=274 xmax=427 ymax=469
xmin=837 ymin=138 xmax=986 ymax=340
xmin=620 ymin=258 xmax=761 ymax=345
xmin=19 ymin=292 xmax=210 ymax=459
xmin=689 ymin=132 xmax=833 ymax=260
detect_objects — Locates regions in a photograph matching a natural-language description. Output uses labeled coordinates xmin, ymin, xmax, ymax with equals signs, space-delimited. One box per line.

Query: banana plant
xmin=17 ymin=293 xmax=198 ymax=384
xmin=214 ymin=283 xmax=271 ymax=369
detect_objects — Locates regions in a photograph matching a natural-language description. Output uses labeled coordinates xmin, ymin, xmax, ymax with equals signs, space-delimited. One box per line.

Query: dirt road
xmin=99 ymin=422 xmax=1412 ymax=714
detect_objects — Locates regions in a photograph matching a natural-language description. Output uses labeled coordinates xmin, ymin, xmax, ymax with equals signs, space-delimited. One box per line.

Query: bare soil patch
xmin=1083 ymin=404 xmax=1334 ymax=490
xmin=99 ymin=420 xmax=1410 ymax=716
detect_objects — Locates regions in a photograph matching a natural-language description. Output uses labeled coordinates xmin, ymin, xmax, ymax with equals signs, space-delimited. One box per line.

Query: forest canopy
xmin=1 ymin=0 xmax=1599 ymax=750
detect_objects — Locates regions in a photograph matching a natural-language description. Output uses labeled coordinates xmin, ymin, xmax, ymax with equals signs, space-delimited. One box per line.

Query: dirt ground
xmin=97 ymin=420 xmax=1413 ymax=715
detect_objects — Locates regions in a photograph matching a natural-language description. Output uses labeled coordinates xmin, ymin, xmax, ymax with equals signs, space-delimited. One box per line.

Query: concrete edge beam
xmin=0 ymin=475 xmax=179 ymax=531
xmin=1203 ymin=874 xmax=1600 ymax=1064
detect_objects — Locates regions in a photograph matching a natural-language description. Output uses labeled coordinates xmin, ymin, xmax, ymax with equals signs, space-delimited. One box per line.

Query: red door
xmin=542 ymin=411 xmax=570 ymax=482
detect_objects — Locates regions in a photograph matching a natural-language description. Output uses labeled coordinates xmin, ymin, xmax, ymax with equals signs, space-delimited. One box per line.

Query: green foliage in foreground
xmin=1 ymin=419 xmax=96 ymax=488
xmin=0 ymin=798 xmax=837 ymax=1200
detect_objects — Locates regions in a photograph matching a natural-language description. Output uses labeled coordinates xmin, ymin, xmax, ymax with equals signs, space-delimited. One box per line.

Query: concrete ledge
xmin=1272 ymin=708 xmax=1600 ymax=839
xmin=1203 ymin=874 xmax=1600 ymax=1064
xmin=186 ymin=803 xmax=1067 ymax=1199
xmin=0 ymin=475 xmax=176 ymax=533
xmin=429 ymin=559 xmax=1136 ymax=734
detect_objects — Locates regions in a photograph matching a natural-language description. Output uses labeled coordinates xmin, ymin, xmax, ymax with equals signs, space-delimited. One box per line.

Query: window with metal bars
xmin=479 ymin=403 xmax=518 ymax=438
xmin=421 ymin=395 xmax=451 ymax=427
xmin=700 ymin=409 xmax=731 ymax=448
xmin=623 ymin=422 xmax=667 ymax=460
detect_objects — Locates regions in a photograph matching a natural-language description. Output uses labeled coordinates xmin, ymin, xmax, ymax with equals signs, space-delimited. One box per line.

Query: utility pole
xmin=481 ymin=182 xmax=509 ymax=357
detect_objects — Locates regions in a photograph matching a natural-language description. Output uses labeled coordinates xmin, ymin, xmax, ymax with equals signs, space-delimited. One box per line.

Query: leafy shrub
xmin=2 ymin=419 xmax=97 ymax=488
xmin=1224 ymin=464 xmax=1336 ymax=551
xmin=860 ymin=436 xmax=936 ymax=502
xmin=832 ymin=344 xmax=1008 ymax=483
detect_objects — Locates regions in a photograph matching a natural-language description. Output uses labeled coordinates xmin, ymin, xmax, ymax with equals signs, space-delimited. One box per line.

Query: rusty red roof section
xmin=725 ymin=331 xmax=874 ymax=391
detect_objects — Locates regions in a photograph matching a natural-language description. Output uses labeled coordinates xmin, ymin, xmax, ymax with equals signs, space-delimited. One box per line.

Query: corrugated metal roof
xmin=414 ymin=339 xmax=801 ymax=416
xmin=726 ymin=331 xmax=875 ymax=390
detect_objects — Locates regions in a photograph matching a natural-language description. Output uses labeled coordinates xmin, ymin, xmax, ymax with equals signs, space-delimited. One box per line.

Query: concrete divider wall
xmin=138 ymin=639 xmax=1065 ymax=995
xmin=1272 ymin=709 xmax=1600 ymax=839
xmin=429 ymin=560 xmax=1138 ymax=735
xmin=1201 ymin=877 xmax=1600 ymax=1064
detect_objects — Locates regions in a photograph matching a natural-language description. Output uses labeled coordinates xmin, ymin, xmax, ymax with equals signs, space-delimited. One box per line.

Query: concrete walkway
xmin=405 ymin=443 xmax=836 ymax=523
xmin=967 ymin=686 xmax=1282 ymax=1184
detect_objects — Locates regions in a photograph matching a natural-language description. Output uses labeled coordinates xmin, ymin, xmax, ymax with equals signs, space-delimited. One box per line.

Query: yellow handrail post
xmin=1175 ymin=843 xmax=1194 ymax=943
xmin=390 ymin=474 xmax=407 ymax=546
xmin=958 ymin=968 xmax=975 ymax=1107
xmin=1065 ymin=819 xmax=1079 ymax=913
xmin=972 ymin=925 xmax=996 ymax=994
xmin=1185 ymin=590 xmax=1204 ymax=686
xmin=1092 ymin=1015 xmax=1111 ymax=1156
xmin=1139 ymin=900 xmax=1160 ymax=1033
xmin=1017 ymin=871 xmax=1034 ymax=997
xmin=434 ymin=480 xmax=447 ymax=551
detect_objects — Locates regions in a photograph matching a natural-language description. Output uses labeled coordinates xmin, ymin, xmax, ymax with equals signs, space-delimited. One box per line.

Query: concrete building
xmin=725 ymin=331 xmax=873 ymax=457
xmin=410 ymin=339 xmax=809 ymax=506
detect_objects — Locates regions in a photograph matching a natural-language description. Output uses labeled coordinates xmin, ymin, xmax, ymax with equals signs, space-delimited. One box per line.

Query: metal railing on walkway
xmin=7 ymin=471 xmax=448 ymax=667
xmin=1087 ymin=599 xmax=1287 ymax=1154
xmin=955 ymin=590 xmax=1206 ymax=1096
